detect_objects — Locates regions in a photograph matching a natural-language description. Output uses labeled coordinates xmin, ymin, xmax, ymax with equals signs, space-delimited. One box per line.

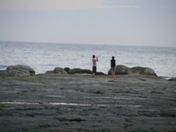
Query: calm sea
xmin=0 ymin=41 xmax=176 ymax=77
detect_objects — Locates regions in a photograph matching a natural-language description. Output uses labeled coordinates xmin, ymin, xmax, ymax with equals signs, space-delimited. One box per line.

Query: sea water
xmin=0 ymin=41 xmax=176 ymax=77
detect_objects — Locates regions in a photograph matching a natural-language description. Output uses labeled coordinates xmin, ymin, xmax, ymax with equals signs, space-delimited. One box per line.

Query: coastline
xmin=0 ymin=72 xmax=176 ymax=131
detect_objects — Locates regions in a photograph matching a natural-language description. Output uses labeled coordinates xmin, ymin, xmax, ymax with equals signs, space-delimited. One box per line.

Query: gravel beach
xmin=0 ymin=74 xmax=176 ymax=132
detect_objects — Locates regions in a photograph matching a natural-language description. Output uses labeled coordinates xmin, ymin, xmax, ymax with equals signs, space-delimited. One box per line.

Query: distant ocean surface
xmin=0 ymin=41 xmax=176 ymax=77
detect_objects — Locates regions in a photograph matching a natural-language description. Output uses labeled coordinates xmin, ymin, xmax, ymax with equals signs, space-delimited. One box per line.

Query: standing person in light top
xmin=111 ymin=56 xmax=116 ymax=76
xmin=92 ymin=55 xmax=98 ymax=77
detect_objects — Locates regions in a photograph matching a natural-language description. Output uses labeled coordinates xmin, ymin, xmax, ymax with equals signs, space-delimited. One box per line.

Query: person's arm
xmin=96 ymin=57 xmax=98 ymax=61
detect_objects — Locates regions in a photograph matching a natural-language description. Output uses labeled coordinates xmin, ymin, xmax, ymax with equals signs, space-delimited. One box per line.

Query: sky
xmin=0 ymin=0 xmax=176 ymax=47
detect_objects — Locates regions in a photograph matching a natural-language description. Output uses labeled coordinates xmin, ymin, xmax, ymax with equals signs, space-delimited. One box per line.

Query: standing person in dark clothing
xmin=111 ymin=56 xmax=116 ymax=76
xmin=92 ymin=55 xmax=98 ymax=77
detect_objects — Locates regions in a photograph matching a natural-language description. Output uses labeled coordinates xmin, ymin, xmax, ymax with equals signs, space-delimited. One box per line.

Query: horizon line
xmin=0 ymin=40 xmax=175 ymax=48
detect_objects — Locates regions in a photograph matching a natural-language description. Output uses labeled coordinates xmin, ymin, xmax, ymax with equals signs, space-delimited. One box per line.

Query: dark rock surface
xmin=0 ymin=74 xmax=176 ymax=132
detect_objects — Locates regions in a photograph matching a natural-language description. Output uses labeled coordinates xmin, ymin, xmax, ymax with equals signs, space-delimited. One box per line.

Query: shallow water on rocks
xmin=0 ymin=101 xmax=142 ymax=108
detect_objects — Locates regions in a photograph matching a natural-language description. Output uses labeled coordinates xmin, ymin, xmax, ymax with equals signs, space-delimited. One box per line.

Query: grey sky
xmin=0 ymin=0 xmax=175 ymax=47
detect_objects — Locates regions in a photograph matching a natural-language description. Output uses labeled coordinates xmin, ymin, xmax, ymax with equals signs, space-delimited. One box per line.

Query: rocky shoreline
xmin=0 ymin=65 xmax=176 ymax=131
xmin=1 ymin=64 xmax=176 ymax=81
xmin=0 ymin=64 xmax=160 ymax=77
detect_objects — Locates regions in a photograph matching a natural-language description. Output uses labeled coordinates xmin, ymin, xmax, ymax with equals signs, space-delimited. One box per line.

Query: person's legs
xmin=92 ymin=73 xmax=95 ymax=77
xmin=92 ymin=66 xmax=96 ymax=77
xmin=111 ymin=67 xmax=116 ymax=76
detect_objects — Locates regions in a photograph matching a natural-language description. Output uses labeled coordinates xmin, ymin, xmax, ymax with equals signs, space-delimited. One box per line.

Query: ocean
xmin=0 ymin=41 xmax=176 ymax=77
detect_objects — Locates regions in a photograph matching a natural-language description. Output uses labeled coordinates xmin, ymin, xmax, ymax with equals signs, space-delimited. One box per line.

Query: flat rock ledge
xmin=0 ymin=68 xmax=176 ymax=132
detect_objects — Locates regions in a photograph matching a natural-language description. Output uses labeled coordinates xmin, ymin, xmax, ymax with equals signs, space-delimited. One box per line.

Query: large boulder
xmin=6 ymin=65 xmax=35 ymax=76
xmin=108 ymin=65 xmax=129 ymax=75
xmin=130 ymin=66 xmax=157 ymax=76
xmin=108 ymin=65 xmax=157 ymax=76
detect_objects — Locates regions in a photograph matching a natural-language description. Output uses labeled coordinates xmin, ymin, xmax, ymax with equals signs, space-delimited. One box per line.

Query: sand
xmin=0 ymin=74 xmax=176 ymax=132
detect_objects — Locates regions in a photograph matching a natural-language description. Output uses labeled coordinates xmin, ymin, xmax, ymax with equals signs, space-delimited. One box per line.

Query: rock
xmin=0 ymin=70 xmax=7 ymax=77
xmin=168 ymin=77 xmax=176 ymax=81
xmin=64 ymin=67 xmax=105 ymax=75
xmin=46 ymin=67 xmax=92 ymax=75
xmin=108 ymin=65 xmax=157 ymax=76
xmin=46 ymin=67 xmax=67 ymax=74
xmin=96 ymin=72 xmax=106 ymax=75
xmin=68 ymin=68 xmax=92 ymax=74
xmin=45 ymin=70 xmax=54 ymax=74
xmin=6 ymin=65 xmax=35 ymax=77
xmin=108 ymin=65 xmax=129 ymax=75
xmin=53 ymin=67 xmax=67 ymax=74
xmin=130 ymin=66 xmax=157 ymax=76
xmin=64 ymin=67 xmax=70 ymax=73
xmin=95 ymin=90 xmax=104 ymax=94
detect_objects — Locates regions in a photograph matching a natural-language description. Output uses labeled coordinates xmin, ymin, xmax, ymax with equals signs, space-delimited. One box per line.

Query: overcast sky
xmin=0 ymin=0 xmax=176 ymax=47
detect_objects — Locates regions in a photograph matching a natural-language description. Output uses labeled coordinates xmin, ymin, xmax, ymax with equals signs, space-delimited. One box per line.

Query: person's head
xmin=112 ymin=56 xmax=115 ymax=60
xmin=92 ymin=55 xmax=95 ymax=58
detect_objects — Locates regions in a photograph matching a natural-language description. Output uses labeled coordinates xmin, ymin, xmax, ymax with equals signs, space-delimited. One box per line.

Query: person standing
xmin=111 ymin=56 xmax=116 ymax=76
xmin=92 ymin=55 xmax=98 ymax=77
